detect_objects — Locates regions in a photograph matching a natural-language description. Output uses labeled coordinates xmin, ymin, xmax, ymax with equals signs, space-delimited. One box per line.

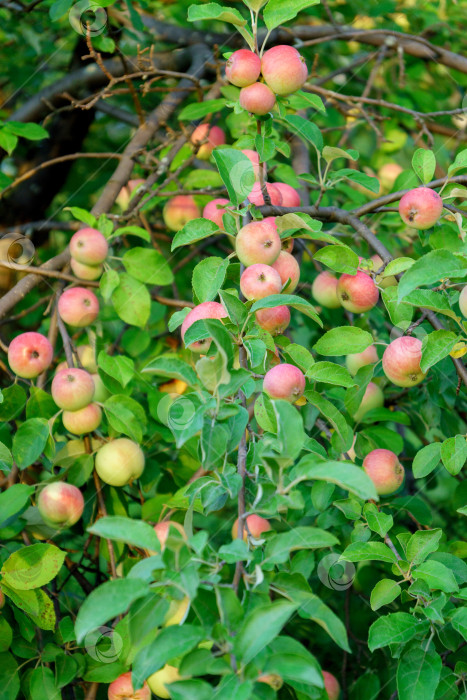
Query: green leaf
xmin=291 ymin=457 xmax=377 ymax=501
xmin=306 ymin=361 xmax=355 ymax=387
xmin=406 ymin=529 xmax=442 ymax=565
xmin=1 ymin=584 xmax=56 ymax=630
xmin=340 ymin=542 xmax=397 ymax=564
xmin=412 ymin=149 xmax=436 ymax=185
xmin=450 ymin=607 xmax=467 ymax=641
xmin=100 ymin=268 xmax=120 ymax=302
xmin=284 ymin=343 xmax=315 ymax=372
xmin=264 ymin=0 xmax=319 ymax=31
xmin=0 ymin=384 xmax=27 ymax=421
xmin=313 ymin=327 xmax=373 ymax=356
xmin=75 ymin=578 xmax=149 ymax=643
xmin=368 ymin=613 xmax=429 ymax=652
xmin=110 ymin=225 xmax=151 ymax=242
xmin=383 ymin=257 xmax=414 ymax=277
xmin=288 ymin=91 xmax=326 ymax=113
xmin=172 ymin=218 xmax=219 ymax=251
xmin=29 ymin=665 xmax=59 ymax=700
xmin=370 ymin=579 xmax=401 ymax=611
xmin=251 ymin=293 xmax=322 ymax=325
xmin=332 ymin=168 xmax=380 ymax=193
xmin=0 ymin=484 xmax=34 ymax=527
xmin=1 ymin=544 xmax=65 ymax=590
xmin=412 ymin=443 xmax=442 ymax=479
xmin=142 ymin=357 xmax=198 ymax=386
xmin=448 ymin=148 xmax=467 ymax=175
xmin=98 ymin=352 xmax=134 ymax=388
xmin=396 ymin=645 xmax=441 ymax=700
xmin=313 ymin=244 xmax=359 ymax=274
xmin=233 ymin=600 xmax=297 ymax=664
xmin=440 ymin=435 xmax=467 ymax=476
xmin=420 ymin=330 xmax=458 ymax=372
xmin=382 ymin=286 xmax=414 ymax=326
xmin=5 ymin=121 xmax=48 ymax=140
xmin=12 ymin=418 xmax=49 ymax=469
xmin=65 ymin=206 xmax=96 ymax=227
xmin=264 ymin=527 xmax=338 ymax=564
xmin=0 ymin=130 xmax=18 ymax=155
xmin=87 ymin=516 xmax=161 ymax=551
xmin=304 ymin=391 xmax=353 ymax=454
xmin=363 ymin=503 xmax=393 ymax=537
xmin=0 ymin=442 xmax=13 ymax=474
xmin=212 ymin=149 xmax=256 ymax=207
xmin=192 ymin=257 xmax=229 ymax=303
xmin=398 ymin=250 xmax=467 ymax=300
xmin=412 ymin=561 xmax=459 ymax=592
xmin=122 ymin=248 xmax=173 ymax=286
xmin=284 ymin=114 xmax=323 ymax=152
xmin=403 ymin=289 xmax=458 ymax=319
xmin=103 ymin=395 xmax=146 ymax=443
xmin=218 ymin=290 xmax=247 ymax=327
xmin=218 ymin=539 xmax=253 ymax=563
xmin=322 ymin=145 xmax=358 ymax=163
xmin=178 ymin=99 xmax=228 ymax=121
xmin=168 ymin=307 xmax=191 ymax=333
xmin=0 ymin=618 xmax=13 ymax=653
xmin=112 ymin=273 xmax=151 ymax=327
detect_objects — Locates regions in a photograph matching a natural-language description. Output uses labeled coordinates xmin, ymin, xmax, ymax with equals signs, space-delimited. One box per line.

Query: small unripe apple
xmin=38 ymin=482 xmax=84 ymax=528
xmin=226 ymin=49 xmax=261 ymax=87
xmin=70 ymin=228 xmax=108 ymax=265
xmin=95 ymin=438 xmax=145 ymax=487
xmin=240 ymin=264 xmax=282 ymax=301
xmin=398 ymin=187 xmax=443 ymax=229
xmin=76 ymin=345 xmax=97 ymax=373
xmin=181 ymin=301 xmax=228 ymax=353
xmin=242 ymin=149 xmax=266 ymax=181
xmin=191 ymin=124 xmax=226 ymax=160
xmin=263 ymin=363 xmax=306 ymax=402
xmin=255 ymin=305 xmax=290 ymax=335
xmin=311 ymin=271 xmax=340 ymax=309
xmin=248 ymin=182 xmax=283 ymax=206
xmin=271 ymin=251 xmax=300 ymax=293
xmin=163 ymin=596 xmax=190 ymax=627
xmin=378 ymin=163 xmax=403 ymax=192
xmin=236 ymin=220 xmax=281 ymax=266
xmin=108 ymin=672 xmax=151 ymax=700
xmin=62 ymin=403 xmax=102 ymax=435
xmin=70 ymin=258 xmax=103 ymax=281
xmin=346 ymin=345 xmax=378 ymax=376
xmin=163 ymin=195 xmax=200 ymax=232
xmin=154 ymin=521 xmax=186 ymax=551
xmin=239 ymin=82 xmax=276 ymax=115
xmin=58 ymin=287 xmax=99 ymax=327
xmin=261 ymin=45 xmax=308 ymax=95
xmin=203 ymin=198 xmax=231 ymax=229
xmin=353 ymin=382 xmax=384 ymax=421
xmin=363 ymin=448 xmax=405 ymax=496
xmin=322 ymin=670 xmax=340 ymax=700
xmin=91 ymin=373 xmax=110 ymax=402
xmin=459 ymin=286 xmax=467 ymax=318
xmin=337 ymin=271 xmax=379 ymax=313
xmin=8 ymin=332 xmax=53 ymax=379
xmin=52 ymin=368 xmax=95 ymax=411
xmin=232 ymin=514 xmax=272 ymax=540
xmin=368 ymin=254 xmax=396 ymax=289
xmin=274 ymin=182 xmax=301 ymax=207
xmin=116 ymin=178 xmax=144 ymax=210
xmin=147 ymin=665 xmax=181 ymax=699
xmin=382 ymin=336 xmax=426 ymax=387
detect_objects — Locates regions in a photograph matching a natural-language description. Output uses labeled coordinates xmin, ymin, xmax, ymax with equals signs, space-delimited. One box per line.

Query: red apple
xmin=345 ymin=345 xmax=378 ymax=376
xmin=52 ymin=368 xmax=95 ymax=411
xmin=62 ymin=403 xmax=102 ymax=435
xmin=232 ymin=514 xmax=272 ymax=540
xmin=226 ymin=49 xmax=261 ymax=87
xmin=235 ymin=220 xmax=281 ymax=266
xmin=261 ymin=45 xmax=308 ymax=95
xmin=239 ymin=82 xmax=276 ymax=115
xmin=274 ymin=182 xmax=301 ymax=207
xmin=154 ymin=521 xmax=186 ymax=551
xmin=108 ymin=672 xmax=151 ymax=700
xmin=353 ymin=382 xmax=384 ymax=421
xmin=363 ymin=448 xmax=405 ymax=496
xmin=38 ymin=482 xmax=84 ymax=528
xmin=271 ymin=251 xmax=300 ymax=293
xmin=382 ymin=336 xmax=426 ymax=387
xmin=240 ymin=264 xmax=282 ymax=301
xmin=191 ymin=124 xmax=226 ymax=160
xmin=398 ymin=187 xmax=443 ymax=229
xmin=69 ymin=227 xmax=108 ymax=265
xmin=322 ymin=671 xmax=340 ymax=700
xmin=248 ymin=182 xmax=283 ymax=206
xmin=255 ymin=305 xmax=290 ymax=335
xmin=95 ymin=438 xmax=145 ymax=487
xmin=263 ymin=363 xmax=306 ymax=402
xmin=337 ymin=271 xmax=379 ymax=313
xmin=163 ymin=195 xmax=200 ymax=232
xmin=58 ymin=287 xmax=99 ymax=327
xmin=181 ymin=301 xmax=228 ymax=353
xmin=8 ymin=332 xmax=53 ymax=379
xmin=203 ymin=198 xmax=231 ymax=229
xmin=70 ymin=259 xmax=103 ymax=281
xmin=311 ymin=271 xmax=340 ymax=309
xmin=116 ymin=179 xmax=145 ymax=210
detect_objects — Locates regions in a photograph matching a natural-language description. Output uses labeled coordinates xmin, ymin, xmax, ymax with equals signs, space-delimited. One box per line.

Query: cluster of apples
xmin=69 ymin=226 xmax=108 ymax=281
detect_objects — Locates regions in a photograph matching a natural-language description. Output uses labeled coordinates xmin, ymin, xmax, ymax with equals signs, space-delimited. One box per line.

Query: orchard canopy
xmin=1 ymin=0 xmax=467 ymax=699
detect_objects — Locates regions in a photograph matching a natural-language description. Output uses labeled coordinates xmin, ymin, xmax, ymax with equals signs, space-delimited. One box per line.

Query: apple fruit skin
xmin=38 ymin=482 xmax=84 ymax=528
xmin=147 ymin=665 xmax=181 ymax=699
xmin=76 ymin=345 xmax=97 ymax=373
xmin=236 ymin=220 xmax=281 ymax=266
xmin=311 ymin=271 xmax=340 ymax=309
xmin=353 ymin=382 xmax=384 ymax=422
xmin=8 ymin=332 xmax=53 ymax=379
xmin=163 ymin=596 xmax=190 ymax=627
xmin=70 ymin=227 xmax=108 ymax=265
xmin=70 ymin=258 xmax=103 ymax=281
xmin=91 ymin=373 xmax=110 ymax=402
xmin=459 ymin=286 xmax=467 ymax=318
xmin=242 ymin=149 xmax=266 ymax=181
xmin=232 ymin=514 xmax=272 ymax=540
xmin=367 ymin=254 xmax=396 ymax=289
xmin=108 ymin=672 xmax=151 ymax=700
xmin=52 ymin=368 xmax=95 ymax=411
xmin=346 ymin=345 xmax=378 ymax=376
xmin=398 ymin=187 xmax=443 ymax=229
xmin=163 ymin=195 xmax=200 ymax=232
xmin=240 ymin=264 xmax=282 ymax=301
xmin=226 ymin=49 xmax=261 ymax=87
xmin=154 ymin=521 xmax=186 ymax=551
xmin=322 ymin=671 xmax=340 ymax=700
xmin=274 ymin=182 xmax=301 ymax=207
xmin=116 ymin=178 xmax=144 ymax=210
xmin=58 ymin=287 xmax=99 ymax=327
xmin=255 ymin=306 xmax=290 ymax=335
xmin=337 ymin=271 xmax=379 ymax=313
xmin=62 ymin=403 xmax=102 ymax=435
xmin=203 ymin=198 xmax=231 ymax=229
xmin=262 ymin=216 xmax=294 ymax=252
xmin=261 ymin=45 xmax=308 ymax=95
xmin=191 ymin=124 xmax=226 ymax=160
xmin=382 ymin=336 xmax=426 ymax=387
xmin=378 ymin=163 xmax=403 ymax=192
xmin=95 ymin=438 xmax=145 ymax=487
xmin=181 ymin=301 xmax=228 ymax=353
xmin=263 ymin=363 xmax=306 ymax=402
xmin=363 ymin=448 xmax=405 ymax=496
xmin=271 ymin=251 xmax=300 ymax=293
xmin=239 ymin=82 xmax=276 ymax=115
xmin=248 ymin=182 xmax=283 ymax=207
